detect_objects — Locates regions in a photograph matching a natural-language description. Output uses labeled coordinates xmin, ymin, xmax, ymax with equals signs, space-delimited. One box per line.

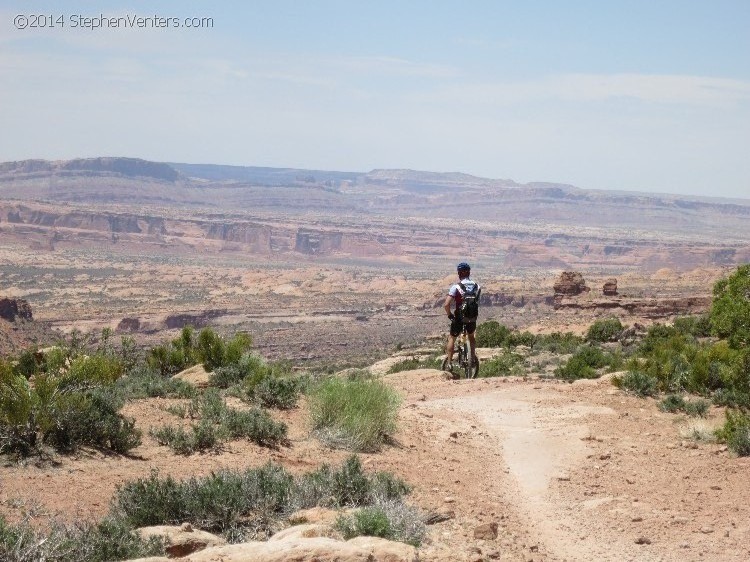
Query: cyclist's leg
xmin=446 ymin=334 xmax=456 ymax=362
xmin=446 ymin=317 xmax=462 ymax=366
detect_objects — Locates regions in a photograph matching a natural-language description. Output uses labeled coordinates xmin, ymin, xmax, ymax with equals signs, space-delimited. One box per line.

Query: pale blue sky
xmin=1 ymin=1 xmax=748 ymax=197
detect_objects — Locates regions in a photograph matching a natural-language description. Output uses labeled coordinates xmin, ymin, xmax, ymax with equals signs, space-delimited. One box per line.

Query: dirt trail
xmin=387 ymin=369 xmax=750 ymax=561
xmin=431 ymin=388 xmax=660 ymax=561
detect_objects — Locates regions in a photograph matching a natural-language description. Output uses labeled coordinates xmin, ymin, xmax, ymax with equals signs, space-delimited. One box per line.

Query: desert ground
xmin=2 ymin=159 xmax=749 ymax=560
xmin=2 ymin=353 xmax=749 ymax=561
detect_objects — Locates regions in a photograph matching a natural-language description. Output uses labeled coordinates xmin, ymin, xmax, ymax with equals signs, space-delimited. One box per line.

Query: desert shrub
xmin=658 ymin=394 xmax=709 ymax=417
xmin=0 ymin=357 xmax=140 ymax=456
xmin=532 ymin=332 xmax=584 ymax=354
xmin=659 ymin=394 xmax=686 ymax=413
xmin=507 ymin=330 xmax=536 ymax=348
xmin=475 ymin=321 xmax=511 ymax=347
xmin=308 ymin=378 xmax=400 ymax=452
xmin=586 ymin=317 xmax=624 ymax=343
xmin=0 ymin=515 xmax=165 ymax=562
xmin=479 ymin=353 xmax=524 ymax=377
xmin=115 ymin=456 xmax=409 ymax=539
xmin=711 ymin=264 xmax=750 ymax=349
xmin=14 ymin=348 xmax=40 ymax=379
xmin=335 ymin=499 xmax=425 ymax=547
xmin=387 ymin=356 xmax=440 ymax=373
xmin=152 ymin=390 xmax=287 ymax=454
xmin=146 ymin=327 xmax=200 ymax=377
xmin=221 ymin=407 xmax=288 ymax=446
xmin=198 ymin=329 xmax=252 ymax=371
xmin=113 ymin=366 xmax=197 ymax=400
xmin=210 ymin=352 xmax=269 ymax=388
xmin=151 ymin=420 xmax=220 ymax=455
xmin=715 ymin=409 xmax=750 ymax=456
xmin=555 ymin=346 xmax=621 ymax=381
xmin=613 ymin=371 xmax=659 ymax=397
xmin=336 ymin=506 xmax=391 ymax=540
xmin=252 ymin=375 xmax=305 ymax=409
xmin=673 ymin=314 xmax=712 ymax=338
xmin=639 ymin=323 xmax=680 ymax=354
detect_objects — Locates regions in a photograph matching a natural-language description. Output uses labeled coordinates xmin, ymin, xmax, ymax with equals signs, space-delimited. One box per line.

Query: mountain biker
xmin=444 ymin=262 xmax=480 ymax=370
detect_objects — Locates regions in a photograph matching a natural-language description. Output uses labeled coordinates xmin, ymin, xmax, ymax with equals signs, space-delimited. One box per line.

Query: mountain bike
xmin=441 ymin=324 xmax=480 ymax=379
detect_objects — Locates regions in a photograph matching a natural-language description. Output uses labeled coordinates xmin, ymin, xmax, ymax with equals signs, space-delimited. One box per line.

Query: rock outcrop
xmin=128 ymin=525 xmax=416 ymax=562
xmin=554 ymin=296 xmax=711 ymax=318
xmin=0 ymin=298 xmax=33 ymax=322
xmin=137 ymin=524 xmax=226 ymax=558
xmin=603 ymin=278 xmax=618 ymax=296
xmin=553 ymin=272 xmax=589 ymax=297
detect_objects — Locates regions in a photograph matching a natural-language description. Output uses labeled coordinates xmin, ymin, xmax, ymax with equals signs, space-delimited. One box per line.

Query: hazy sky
xmin=1 ymin=1 xmax=748 ymax=198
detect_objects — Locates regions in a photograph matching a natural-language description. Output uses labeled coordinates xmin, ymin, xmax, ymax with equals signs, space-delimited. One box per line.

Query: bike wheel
xmin=464 ymin=339 xmax=479 ymax=379
xmin=463 ymin=340 xmax=472 ymax=379
xmin=470 ymin=355 xmax=480 ymax=379
xmin=441 ymin=353 xmax=457 ymax=378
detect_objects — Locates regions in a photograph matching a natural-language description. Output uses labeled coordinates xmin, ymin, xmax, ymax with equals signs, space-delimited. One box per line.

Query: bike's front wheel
xmin=464 ymin=339 xmax=480 ymax=379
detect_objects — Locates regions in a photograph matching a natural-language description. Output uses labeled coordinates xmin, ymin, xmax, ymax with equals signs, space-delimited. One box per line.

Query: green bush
xmin=146 ymin=327 xmax=200 ymax=377
xmin=114 ymin=456 xmax=410 ymax=539
xmin=475 ymin=321 xmax=511 ymax=347
xmin=308 ymin=378 xmax=401 ymax=452
xmin=658 ymin=394 xmax=709 ymax=417
xmin=507 ymin=331 xmax=536 ymax=348
xmin=198 ymin=329 xmax=253 ymax=371
xmin=639 ymin=323 xmax=680 ymax=354
xmin=151 ymin=390 xmax=287 ymax=454
xmin=0 ymin=515 xmax=164 ymax=562
xmin=711 ymin=264 xmax=750 ymax=349
xmin=586 ymin=317 xmax=624 ymax=343
xmin=479 ymin=353 xmax=524 ymax=377
xmin=1 ymin=353 xmax=140 ymax=456
xmin=673 ymin=314 xmax=712 ymax=338
xmin=252 ymin=376 xmax=305 ymax=409
xmin=613 ymin=371 xmax=659 ymax=397
xmin=221 ymin=407 xmax=288 ymax=446
xmin=113 ymin=366 xmax=197 ymax=400
xmin=210 ymin=353 xmax=269 ymax=389
xmin=335 ymin=499 xmax=425 ymax=547
xmin=532 ymin=332 xmax=584 ymax=354
xmin=336 ymin=506 xmax=391 ymax=540
xmin=555 ymin=345 xmax=621 ymax=381
xmin=715 ymin=409 xmax=750 ymax=456
xmin=387 ymin=356 xmax=440 ymax=373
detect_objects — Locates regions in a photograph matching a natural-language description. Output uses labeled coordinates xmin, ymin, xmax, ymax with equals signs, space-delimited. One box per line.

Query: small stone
xmin=444 ymin=497 xmax=456 ymax=503
xmin=180 ymin=522 xmax=193 ymax=532
xmin=710 ymin=485 xmax=721 ymax=490
xmin=556 ymin=474 xmax=571 ymax=481
xmin=635 ymin=536 xmax=651 ymax=545
xmin=600 ymin=453 xmax=611 ymax=460
xmin=700 ymin=527 xmax=714 ymax=534
xmin=626 ymin=478 xmax=635 ymax=484
xmin=474 ymin=522 xmax=499 ymax=540
xmin=631 ymin=516 xmax=643 ymax=522
xmin=449 ymin=431 xmax=459 ymax=439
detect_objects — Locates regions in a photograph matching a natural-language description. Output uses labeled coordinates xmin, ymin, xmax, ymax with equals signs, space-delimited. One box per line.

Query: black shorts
xmin=450 ymin=316 xmax=476 ymax=337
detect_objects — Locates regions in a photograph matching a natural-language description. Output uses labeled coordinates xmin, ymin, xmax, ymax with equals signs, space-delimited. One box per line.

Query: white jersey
xmin=448 ymin=277 xmax=480 ymax=307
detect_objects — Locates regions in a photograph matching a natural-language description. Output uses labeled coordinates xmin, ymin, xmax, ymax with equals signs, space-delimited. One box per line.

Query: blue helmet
xmin=457 ymin=262 xmax=470 ymax=272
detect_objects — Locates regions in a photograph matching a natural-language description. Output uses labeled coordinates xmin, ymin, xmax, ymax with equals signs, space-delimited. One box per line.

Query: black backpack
xmin=459 ymin=282 xmax=480 ymax=323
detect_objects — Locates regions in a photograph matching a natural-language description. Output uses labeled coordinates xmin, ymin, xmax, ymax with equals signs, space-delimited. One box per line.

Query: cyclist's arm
xmin=443 ymin=295 xmax=454 ymax=318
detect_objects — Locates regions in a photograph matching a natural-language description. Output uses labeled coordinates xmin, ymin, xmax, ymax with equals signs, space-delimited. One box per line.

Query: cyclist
xmin=444 ymin=262 xmax=480 ymax=370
